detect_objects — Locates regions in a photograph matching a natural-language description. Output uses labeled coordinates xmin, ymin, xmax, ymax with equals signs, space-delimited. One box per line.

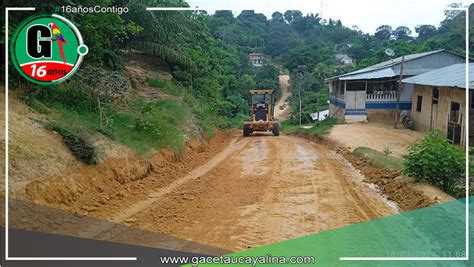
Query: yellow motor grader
xmin=243 ymin=89 xmax=280 ymax=137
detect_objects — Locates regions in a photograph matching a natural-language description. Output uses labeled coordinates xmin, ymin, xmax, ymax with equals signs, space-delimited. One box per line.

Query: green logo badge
xmin=10 ymin=14 xmax=88 ymax=85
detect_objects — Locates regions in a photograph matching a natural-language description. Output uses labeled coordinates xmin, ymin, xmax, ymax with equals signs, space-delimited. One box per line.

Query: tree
xmin=444 ymin=2 xmax=464 ymax=20
xmin=374 ymin=25 xmax=392 ymax=43
xmin=271 ymin=12 xmax=286 ymax=24
xmin=415 ymin=24 xmax=437 ymax=41
xmin=393 ymin=26 xmax=413 ymax=41
xmin=214 ymin=10 xmax=235 ymax=23
xmin=284 ymin=10 xmax=303 ymax=23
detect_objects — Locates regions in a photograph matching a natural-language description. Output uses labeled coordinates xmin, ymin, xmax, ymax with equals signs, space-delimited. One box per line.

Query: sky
xmin=186 ymin=0 xmax=472 ymax=34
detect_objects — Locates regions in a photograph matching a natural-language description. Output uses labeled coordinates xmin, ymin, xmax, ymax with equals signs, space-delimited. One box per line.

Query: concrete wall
xmin=366 ymin=109 xmax=397 ymax=123
xmin=411 ymin=85 xmax=466 ymax=145
xmin=401 ymin=83 xmax=414 ymax=102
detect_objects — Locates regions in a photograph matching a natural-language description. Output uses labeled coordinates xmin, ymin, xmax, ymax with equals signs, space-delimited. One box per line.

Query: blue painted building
xmin=326 ymin=50 xmax=466 ymax=122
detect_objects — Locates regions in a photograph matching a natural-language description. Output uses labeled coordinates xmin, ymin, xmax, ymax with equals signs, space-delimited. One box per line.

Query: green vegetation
xmin=403 ymin=131 xmax=465 ymax=197
xmin=2 ymin=0 xmax=472 ymax=159
xmin=204 ymin=4 xmax=472 ymax=125
xmin=47 ymin=122 xmax=98 ymax=164
xmin=281 ymin=118 xmax=338 ymax=138
xmin=62 ymin=98 xmax=185 ymax=155
xmin=112 ymin=99 xmax=187 ymax=154
xmin=147 ymin=77 xmax=168 ymax=88
xmin=353 ymin=147 xmax=403 ymax=170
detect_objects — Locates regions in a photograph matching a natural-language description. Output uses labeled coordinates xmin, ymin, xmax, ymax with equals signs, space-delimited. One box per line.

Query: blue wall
xmin=365 ymin=101 xmax=412 ymax=110
xmin=330 ymin=97 xmax=346 ymax=108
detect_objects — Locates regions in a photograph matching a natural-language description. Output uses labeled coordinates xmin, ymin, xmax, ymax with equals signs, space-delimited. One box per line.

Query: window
xmin=339 ymin=81 xmax=344 ymax=95
xmin=366 ymin=80 xmax=397 ymax=94
xmin=331 ymin=81 xmax=337 ymax=94
xmin=346 ymin=81 xmax=366 ymax=91
xmin=470 ymin=91 xmax=474 ymax=110
xmin=416 ymin=95 xmax=423 ymax=112
xmin=450 ymin=101 xmax=461 ymax=123
xmin=432 ymin=87 xmax=439 ymax=104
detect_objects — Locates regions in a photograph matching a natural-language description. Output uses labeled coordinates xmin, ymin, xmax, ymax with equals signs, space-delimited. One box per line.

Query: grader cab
xmin=243 ymin=89 xmax=280 ymax=137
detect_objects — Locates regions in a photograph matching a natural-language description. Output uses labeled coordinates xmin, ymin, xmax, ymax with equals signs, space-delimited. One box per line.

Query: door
xmin=345 ymin=81 xmax=366 ymax=111
xmin=430 ymin=87 xmax=439 ymax=130
xmin=431 ymin=104 xmax=438 ymax=129
xmin=447 ymin=101 xmax=462 ymax=145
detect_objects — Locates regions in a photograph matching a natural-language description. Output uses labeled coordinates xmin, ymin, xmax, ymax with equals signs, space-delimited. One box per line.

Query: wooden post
xmin=394 ymin=56 xmax=405 ymax=129
xmin=299 ymin=86 xmax=302 ymax=126
xmin=316 ymin=96 xmax=320 ymax=122
xmin=298 ymin=73 xmax=302 ymax=126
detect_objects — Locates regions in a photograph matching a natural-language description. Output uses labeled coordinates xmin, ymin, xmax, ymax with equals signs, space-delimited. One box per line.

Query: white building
xmin=335 ymin=53 xmax=354 ymax=65
xmin=249 ymin=53 xmax=265 ymax=67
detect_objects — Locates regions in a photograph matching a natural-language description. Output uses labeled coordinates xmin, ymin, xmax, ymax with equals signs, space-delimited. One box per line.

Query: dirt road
xmin=274 ymin=75 xmax=291 ymax=120
xmin=328 ymin=122 xmax=423 ymax=157
xmin=84 ymin=133 xmax=397 ymax=251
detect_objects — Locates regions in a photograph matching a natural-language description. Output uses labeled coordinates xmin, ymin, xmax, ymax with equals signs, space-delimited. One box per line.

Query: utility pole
xmin=299 ymin=81 xmax=302 ymax=126
xmin=394 ymin=55 xmax=405 ymax=128
xmin=316 ymin=96 xmax=320 ymax=122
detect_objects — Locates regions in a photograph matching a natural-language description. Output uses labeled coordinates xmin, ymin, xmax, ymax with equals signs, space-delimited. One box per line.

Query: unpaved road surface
xmin=328 ymin=122 xmax=423 ymax=157
xmin=87 ymin=134 xmax=397 ymax=251
xmin=274 ymin=75 xmax=291 ymax=120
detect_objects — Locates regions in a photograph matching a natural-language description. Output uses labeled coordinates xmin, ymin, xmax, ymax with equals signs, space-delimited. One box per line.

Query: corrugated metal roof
xmin=339 ymin=67 xmax=396 ymax=80
xmin=402 ymin=63 xmax=473 ymax=89
xmin=327 ymin=49 xmax=446 ymax=81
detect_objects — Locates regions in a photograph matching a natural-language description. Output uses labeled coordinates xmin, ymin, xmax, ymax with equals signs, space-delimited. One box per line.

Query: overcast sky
xmin=186 ymin=0 xmax=471 ymax=34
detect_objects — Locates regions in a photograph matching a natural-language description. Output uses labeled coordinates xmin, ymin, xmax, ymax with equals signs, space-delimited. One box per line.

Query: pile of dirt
xmin=338 ymin=148 xmax=437 ymax=211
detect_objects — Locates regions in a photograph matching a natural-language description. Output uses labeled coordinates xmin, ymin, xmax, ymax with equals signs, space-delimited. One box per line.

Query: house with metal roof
xmin=326 ymin=50 xmax=466 ymax=122
xmin=249 ymin=53 xmax=265 ymax=67
xmin=402 ymin=63 xmax=473 ymax=146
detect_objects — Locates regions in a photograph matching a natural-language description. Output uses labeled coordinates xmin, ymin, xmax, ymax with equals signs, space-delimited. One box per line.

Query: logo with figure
xmin=10 ymin=14 xmax=88 ymax=85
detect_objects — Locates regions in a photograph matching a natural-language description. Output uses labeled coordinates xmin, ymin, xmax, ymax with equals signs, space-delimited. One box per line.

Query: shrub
xmin=48 ymin=123 xmax=98 ymax=165
xmin=354 ymin=147 xmax=403 ymax=170
xmin=281 ymin=118 xmax=338 ymax=137
xmin=147 ymin=77 xmax=167 ymax=88
xmin=403 ymin=131 xmax=465 ymax=195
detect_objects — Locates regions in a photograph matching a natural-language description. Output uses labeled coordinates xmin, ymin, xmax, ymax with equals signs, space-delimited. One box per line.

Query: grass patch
xmin=26 ymin=98 xmax=51 ymax=114
xmin=22 ymin=80 xmax=218 ymax=156
xmin=111 ymin=99 xmax=187 ymax=154
xmin=281 ymin=118 xmax=338 ymax=137
xmin=147 ymin=77 xmax=167 ymax=88
xmin=41 ymin=97 xmax=188 ymax=155
xmin=353 ymin=147 xmax=403 ymax=170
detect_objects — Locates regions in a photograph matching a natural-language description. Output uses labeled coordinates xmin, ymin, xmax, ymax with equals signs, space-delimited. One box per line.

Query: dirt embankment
xmin=24 ymin=131 xmax=237 ymax=219
xmin=0 ymin=92 xmax=82 ymax=200
xmin=337 ymin=148 xmax=448 ymax=211
xmin=292 ymin=132 xmax=453 ymax=211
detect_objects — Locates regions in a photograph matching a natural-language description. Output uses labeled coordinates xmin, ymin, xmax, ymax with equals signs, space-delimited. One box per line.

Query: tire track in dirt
xmin=65 ymin=134 xmax=400 ymax=252
xmin=78 ymin=137 xmax=249 ymax=239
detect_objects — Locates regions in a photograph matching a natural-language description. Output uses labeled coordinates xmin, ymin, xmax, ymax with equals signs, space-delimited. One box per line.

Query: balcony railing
xmin=366 ymin=91 xmax=397 ymax=100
